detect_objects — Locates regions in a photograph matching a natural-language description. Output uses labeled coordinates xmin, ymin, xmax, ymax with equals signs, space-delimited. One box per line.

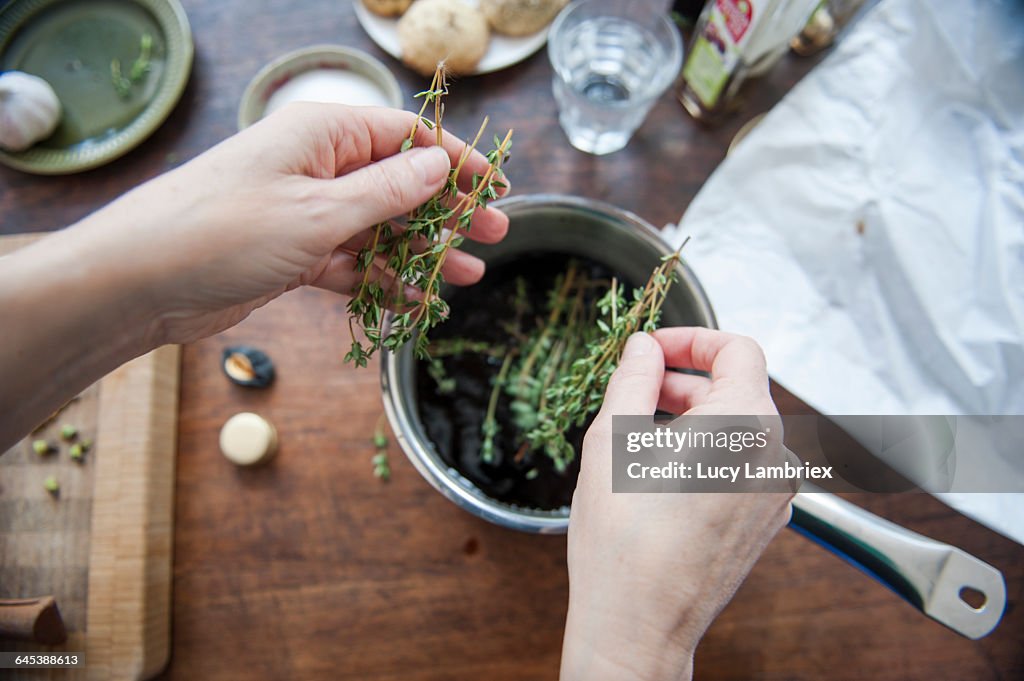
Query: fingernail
xmin=622 ymin=332 xmax=654 ymax=359
xmin=409 ymin=146 xmax=450 ymax=186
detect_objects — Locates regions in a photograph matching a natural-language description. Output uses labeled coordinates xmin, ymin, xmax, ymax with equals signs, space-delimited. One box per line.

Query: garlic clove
xmin=0 ymin=71 xmax=62 ymax=152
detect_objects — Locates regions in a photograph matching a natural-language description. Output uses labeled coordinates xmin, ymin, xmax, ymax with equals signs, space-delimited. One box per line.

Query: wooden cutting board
xmin=0 ymin=233 xmax=180 ymax=680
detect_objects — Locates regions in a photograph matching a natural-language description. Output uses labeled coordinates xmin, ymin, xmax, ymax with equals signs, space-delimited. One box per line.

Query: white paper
xmin=664 ymin=0 xmax=1024 ymax=543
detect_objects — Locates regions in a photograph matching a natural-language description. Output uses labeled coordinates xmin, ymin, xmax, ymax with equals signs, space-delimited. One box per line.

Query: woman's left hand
xmin=75 ymin=102 xmax=510 ymax=344
xmin=0 ymin=103 xmax=509 ymax=447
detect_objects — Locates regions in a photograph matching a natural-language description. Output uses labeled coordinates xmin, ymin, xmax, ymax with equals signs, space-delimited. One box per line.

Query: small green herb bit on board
xmin=43 ymin=475 xmax=60 ymax=496
xmin=69 ymin=442 xmax=85 ymax=461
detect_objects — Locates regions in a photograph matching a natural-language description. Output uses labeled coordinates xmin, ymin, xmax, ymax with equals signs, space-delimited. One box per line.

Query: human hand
xmin=560 ymin=328 xmax=793 ymax=681
xmin=0 ymin=103 xmax=512 ymax=448
xmin=74 ymin=102 xmax=510 ymax=344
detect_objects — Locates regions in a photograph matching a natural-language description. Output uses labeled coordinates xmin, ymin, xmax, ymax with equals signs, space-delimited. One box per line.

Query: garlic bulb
xmin=0 ymin=71 xmax=62 ymax=152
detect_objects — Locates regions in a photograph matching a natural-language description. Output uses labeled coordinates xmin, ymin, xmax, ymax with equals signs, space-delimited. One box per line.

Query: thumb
xmin=322 ymin=146 xmax=451 ymax=236
xmin=596 ymin=332 xmax=665 ymax=420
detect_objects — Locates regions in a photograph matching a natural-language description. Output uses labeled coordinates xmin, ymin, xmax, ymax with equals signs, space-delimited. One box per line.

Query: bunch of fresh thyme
xmin=344 ymin=65 xmax=513 ymax=367
xmin=431 ymin=244 xmax=687 ymax=474
xmin=477 ymin=263 xmax=603 ymax=466
xmin=523 ymin=240 xmax=689 ymax=471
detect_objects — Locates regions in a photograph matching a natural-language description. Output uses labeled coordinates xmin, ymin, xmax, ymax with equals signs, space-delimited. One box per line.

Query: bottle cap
xmin=219 ymin=412 xmax=278 ymax=466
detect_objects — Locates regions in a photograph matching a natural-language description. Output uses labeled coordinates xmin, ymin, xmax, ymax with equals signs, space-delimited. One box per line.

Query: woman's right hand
xmin=561 ymin=328 xmax=794 ymax=681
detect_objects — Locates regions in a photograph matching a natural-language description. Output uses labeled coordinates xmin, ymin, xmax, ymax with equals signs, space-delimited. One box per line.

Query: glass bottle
xmin=677 ymin=0 xmax=818 ymax=123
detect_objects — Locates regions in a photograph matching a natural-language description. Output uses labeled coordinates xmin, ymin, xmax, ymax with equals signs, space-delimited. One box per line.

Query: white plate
xmin=353 ymin=0 xmax=551 ymax=75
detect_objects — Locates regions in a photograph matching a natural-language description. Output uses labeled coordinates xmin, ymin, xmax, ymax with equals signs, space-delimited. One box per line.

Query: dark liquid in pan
xmin=416 ymin=252 xmax=630 ymax=510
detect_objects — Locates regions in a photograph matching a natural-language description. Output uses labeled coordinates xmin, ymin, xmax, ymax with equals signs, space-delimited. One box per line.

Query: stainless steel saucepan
xmin=380 ymin=195 xmax=1007 ymax=639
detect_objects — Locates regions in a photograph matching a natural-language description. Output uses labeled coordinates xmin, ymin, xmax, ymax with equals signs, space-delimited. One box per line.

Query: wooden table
xmin=1 ymin=1 xmax=1021 ymax=679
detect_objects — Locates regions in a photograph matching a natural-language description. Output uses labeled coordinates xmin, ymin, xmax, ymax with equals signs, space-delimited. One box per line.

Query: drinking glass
xmin=547 ymin=0 xmax=684 ymax=155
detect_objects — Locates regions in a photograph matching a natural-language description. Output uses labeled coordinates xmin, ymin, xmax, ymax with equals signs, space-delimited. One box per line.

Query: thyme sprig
xmin=345 ymin=65 xmax=513 ymax=367
xmin=481 ymin=353 xmax=515 ymax=463
xmin=524 ymin=239 xmax=691 ymax=471
xmin=112 ymin=33 xmax=153 ymax=98
xmin=506 ymin=262 xmax=596 ymax=434
xmin=426 ymin=357 xmax=456 ymax=395
xmin=428 ymin=338 xmax=507 ymax=358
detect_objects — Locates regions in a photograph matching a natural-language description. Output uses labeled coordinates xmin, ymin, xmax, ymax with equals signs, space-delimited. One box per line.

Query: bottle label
xmin=683 ymin=0 xmax=755 ymax=108
xmin=719 ymin=0 xmax=753 ymax=41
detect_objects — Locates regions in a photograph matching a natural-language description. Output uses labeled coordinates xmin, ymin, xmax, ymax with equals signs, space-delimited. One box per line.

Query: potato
xmin=481 ymin=0 xmax=568 ymax=37
xmin=398 ymin=0 xmax=490 ymax=76
xmin=363 ymin=0 xmax=414 ymax=17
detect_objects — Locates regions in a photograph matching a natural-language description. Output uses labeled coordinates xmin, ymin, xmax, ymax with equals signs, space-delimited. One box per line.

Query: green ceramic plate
xmin=0 ymin=0 xmax=193 ymax=174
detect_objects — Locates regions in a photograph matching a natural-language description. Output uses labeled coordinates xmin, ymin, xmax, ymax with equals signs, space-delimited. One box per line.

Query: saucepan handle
xmin=789 ymin=486 xmax=1006 ymax=639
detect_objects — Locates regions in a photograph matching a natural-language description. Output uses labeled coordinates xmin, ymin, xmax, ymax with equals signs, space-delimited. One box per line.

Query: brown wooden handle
xmin=0 ymin=596 xmax=67 ymax=645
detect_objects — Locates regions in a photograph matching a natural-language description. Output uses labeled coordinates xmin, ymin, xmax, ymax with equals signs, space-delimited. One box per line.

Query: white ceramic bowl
xmin=238 ymin=44 xmax=403 ymax=130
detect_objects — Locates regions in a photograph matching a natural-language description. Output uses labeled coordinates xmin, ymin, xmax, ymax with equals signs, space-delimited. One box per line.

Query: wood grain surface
xmin=0 ymin=1 xmax=1021 ymax=679
xmin=0 ymin=380 xmax=98 ymax=668
xmin=85 ymin=344 xmax=180 ymax=680
xmin=0 ymin=236 xmax=181 ymax=680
